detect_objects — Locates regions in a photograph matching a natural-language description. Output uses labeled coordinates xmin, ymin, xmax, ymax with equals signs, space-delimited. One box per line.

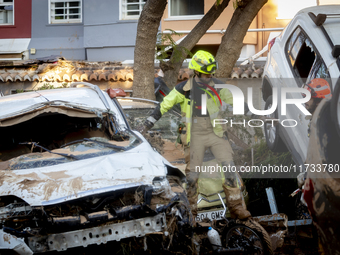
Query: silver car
xmin=0 ymin=83 xmax=191 ymax=254
xmin=262 ymin=5 xmax=340 ymax=165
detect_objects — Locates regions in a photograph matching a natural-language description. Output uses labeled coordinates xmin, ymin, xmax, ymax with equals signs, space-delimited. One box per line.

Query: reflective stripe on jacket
xmin=156 ymin=77 xmax=233 ymax=145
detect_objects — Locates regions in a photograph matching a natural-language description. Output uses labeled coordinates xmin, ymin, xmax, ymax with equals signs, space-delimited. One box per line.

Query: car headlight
xmin=152 ymin=177 xmax=176 ymax=199
xmin=152 ymin=177 xmax=168 ymax=194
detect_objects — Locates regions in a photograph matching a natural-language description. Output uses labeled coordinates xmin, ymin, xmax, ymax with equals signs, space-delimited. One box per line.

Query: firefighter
xmin=139 ymin=50 xmax=251 ymax=220
xmin=304 ymin=78 xmax=332 ymax=114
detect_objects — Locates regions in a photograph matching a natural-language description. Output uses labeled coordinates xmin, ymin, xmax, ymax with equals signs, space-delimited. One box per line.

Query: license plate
xmin=196 ymin=210 xmax=225 ymax=222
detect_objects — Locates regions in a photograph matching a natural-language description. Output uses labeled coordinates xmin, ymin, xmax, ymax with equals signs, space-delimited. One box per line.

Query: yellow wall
xmin=319 ymin=0 xmax=340 ymax=4
xmin=258 ymin=0 xmax=290 ymax=53
xmin=161 ymin=0 xmax=257 ymax=46
xmin=259 ymin=0 xmax=340 ymax=53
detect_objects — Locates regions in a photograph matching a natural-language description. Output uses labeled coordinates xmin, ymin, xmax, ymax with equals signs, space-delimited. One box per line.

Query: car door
xmin=283 ymin=27 xmax=324 ymax=161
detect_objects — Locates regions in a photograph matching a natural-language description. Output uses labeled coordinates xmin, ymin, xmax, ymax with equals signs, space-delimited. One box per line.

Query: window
xmin=0 ymin=0 xmax=13 ymax=25
xmin=120 ymin=0 xmax=146 ymax=20
xmin=169 ymin=0 xmax=204 ymax=19
xmin=308 ymin=59 xmax=330 ymax=81
xmin=286 ymin=27 xmax=305 ymax=68
xmin=49 ymin=0 xmax=82 ymax=24
xmin=286 ymin=27 xmax=329 ymax=86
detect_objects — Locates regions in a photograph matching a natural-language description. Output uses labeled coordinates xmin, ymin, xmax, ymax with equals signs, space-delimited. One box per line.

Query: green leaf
xmin=155 ymin=29 xmax=192 ymax=62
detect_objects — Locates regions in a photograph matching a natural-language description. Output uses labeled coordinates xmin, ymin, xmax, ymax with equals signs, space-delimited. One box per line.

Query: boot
xmin=186 ymin=184 xmax=198 ymax=216
xmin=223 ymin=184 xmax=251 ymax=220
xmin=186 ymin=172 xmax=199 ymax=216
xmin=185 ymin=183 xmax=198 ymax=227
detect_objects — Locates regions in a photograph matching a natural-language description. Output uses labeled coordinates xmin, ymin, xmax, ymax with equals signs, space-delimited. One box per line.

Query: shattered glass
xmin=8 ymin=134 xmax=141 ymax=170
xmin=124 ymin=107 xmax=181 ymax=142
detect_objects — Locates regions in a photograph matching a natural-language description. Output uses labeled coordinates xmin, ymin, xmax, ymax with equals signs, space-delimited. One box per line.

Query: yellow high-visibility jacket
xmin=151 ymin=77 xmax=233 ymax=145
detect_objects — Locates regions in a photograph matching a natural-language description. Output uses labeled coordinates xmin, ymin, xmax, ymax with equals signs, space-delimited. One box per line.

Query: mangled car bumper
xmin=0 ymin=147 xmax=189 ymax=253
xmin=28 ymin=213 xmax=166 ymax=253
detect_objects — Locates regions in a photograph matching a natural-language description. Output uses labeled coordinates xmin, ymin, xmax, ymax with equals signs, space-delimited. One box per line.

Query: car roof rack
xmin=308 ymin=13 xmax=340 ymax=26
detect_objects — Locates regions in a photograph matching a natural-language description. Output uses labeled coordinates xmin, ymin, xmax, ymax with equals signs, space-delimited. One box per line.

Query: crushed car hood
xmin=0 ymin=88 xmax=126 ymax=127
xmin=0 ymin=142 xmax=168 ymax=206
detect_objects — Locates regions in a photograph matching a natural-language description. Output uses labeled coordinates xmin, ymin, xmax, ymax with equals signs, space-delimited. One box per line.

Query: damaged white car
xmin=0 ymin=83 xmax=192 ymax=254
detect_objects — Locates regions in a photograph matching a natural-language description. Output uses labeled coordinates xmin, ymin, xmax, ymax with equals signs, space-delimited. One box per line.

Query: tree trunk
xmin=133 ymin=0 xmax=167 ymax=99
xmin=163 ymin=0 xmax=230 ymax=89
xmin=215 ymin=0 xmax=268 ymax=78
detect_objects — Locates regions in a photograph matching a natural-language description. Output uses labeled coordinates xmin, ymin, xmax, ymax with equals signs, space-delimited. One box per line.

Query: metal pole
xmin=266 ymin=187 xmax=279 ymax=214
xmin=251 ymin=148 xmax=254 ymax=166
xmin=161 ymin=28 xmax=284 ymax=34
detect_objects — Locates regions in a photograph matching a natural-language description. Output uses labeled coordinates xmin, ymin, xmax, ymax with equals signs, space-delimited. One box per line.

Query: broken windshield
xmin=1 ymin=132 xmax=141 ymax=170
xmin=0 ymin=99 xmax=139 ymax=170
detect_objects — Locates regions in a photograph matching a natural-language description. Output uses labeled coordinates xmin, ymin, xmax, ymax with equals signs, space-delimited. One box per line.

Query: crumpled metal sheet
xmin=0 ymin=229 xmax=33 ymax=255
xmin=0 ymin=88 xmax=125 ymax=126
xmin=0 ymin=142 xmax=169 ymax=206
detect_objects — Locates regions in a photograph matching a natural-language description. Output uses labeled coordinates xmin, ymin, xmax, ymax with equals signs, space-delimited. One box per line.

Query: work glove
xmin=137 ymin=117 xmax=156 ymax=135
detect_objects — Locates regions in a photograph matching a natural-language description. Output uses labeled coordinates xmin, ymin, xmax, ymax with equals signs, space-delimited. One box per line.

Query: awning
xmin=0 ymin=38 xmax=31 ymax=60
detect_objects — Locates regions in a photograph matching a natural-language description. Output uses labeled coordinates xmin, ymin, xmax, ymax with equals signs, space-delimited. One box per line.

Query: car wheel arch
xmin=262 ymin=76 xmax=273 ymax=102
xmin=166 ymin=165 xmax=186 ymax=183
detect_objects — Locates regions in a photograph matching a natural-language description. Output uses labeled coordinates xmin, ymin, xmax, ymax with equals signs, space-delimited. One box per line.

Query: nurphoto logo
xmin=199 ymin=84 xmax=312 ymax=128
xmin=201 ymin=84 xmax=312 ymax=116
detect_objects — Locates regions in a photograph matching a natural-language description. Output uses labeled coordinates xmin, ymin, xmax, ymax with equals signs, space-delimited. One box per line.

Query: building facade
xmin=1 ymin=0 xmax=144 ymax=61
xmin=0 ymin=0 xmax=31 ymax=60
xmin=27 ymin=0 xmax=143 ymax=61
xmin=160 ymin=0 xmax=338 ymax=58
xmin=0 ymin=0 xmax=339 ymax=62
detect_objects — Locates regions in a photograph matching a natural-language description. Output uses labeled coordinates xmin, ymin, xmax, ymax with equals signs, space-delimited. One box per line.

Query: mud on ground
xmin=144 ymin=132 xmax=319 ymax=255
xmin=144 ymin=132 xmax=186 ymax=170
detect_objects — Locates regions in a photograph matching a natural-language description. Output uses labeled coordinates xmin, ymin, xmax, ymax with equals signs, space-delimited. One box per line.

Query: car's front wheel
xmin=264 ymin=96 xmax=287 ymax=152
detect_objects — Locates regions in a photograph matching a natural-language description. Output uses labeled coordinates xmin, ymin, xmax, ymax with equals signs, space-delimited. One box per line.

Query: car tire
xmin=264 ymin=95 xmax=287 ymax=152
xmin=222 ymin=220 xmax=273 ymax=255
xmin=330 ymin=79 xmax=340 ymax=137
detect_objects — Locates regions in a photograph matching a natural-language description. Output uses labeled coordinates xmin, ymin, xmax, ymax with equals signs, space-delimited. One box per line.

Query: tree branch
xmin=163 ymin=0 xmax=231 ymax=89
xmin=215 ymin=0 xmax=268 ymax=78
xmin=133 ymin=0 xmax=167 ymax=99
